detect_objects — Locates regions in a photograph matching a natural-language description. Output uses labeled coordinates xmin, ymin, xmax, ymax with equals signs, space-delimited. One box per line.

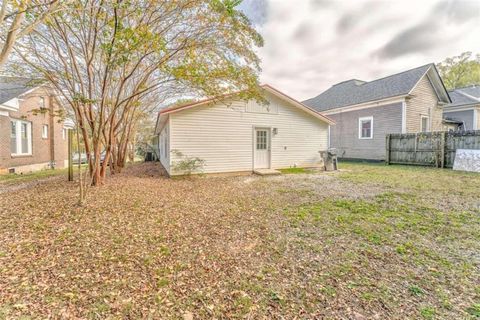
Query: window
xmin=42 ymin=124 xmax=49 ymax=139
xmin=358 ymin=116 xmax=373 ymax=139
xmin=11 ymin=120 xmax=32 ymax=155
xmin=421 ymin=116 xmax=429 ymax=132
xmin=256 ymin=130 xmax=267 ymax=150
xmin=10 ymin=122 xmax=17 ymax=154
xmin=62 ymin=128 xmax=67 ymax=140
xmin=40 ymin=97 xmax=45 ymax=108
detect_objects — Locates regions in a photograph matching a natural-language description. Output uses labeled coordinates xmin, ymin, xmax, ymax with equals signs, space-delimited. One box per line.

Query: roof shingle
xmin=0 ymin=77 xmax=40 ymax=105
xmin=447 ymin=85 xmax=480 ymax=107
xmin=303 ymin=64 xmax=434 ymax=112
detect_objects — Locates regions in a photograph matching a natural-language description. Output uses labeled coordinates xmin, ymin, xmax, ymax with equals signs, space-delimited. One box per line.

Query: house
xmin=303 ymin=64 xmax=451 ymax=160
xmin=442 ymin=85 xmax=480 ymax=131
xmin=154 ymin=84 xmax=334 ymax=176
xmin=0 ymin=77 xmax=71 ymax=174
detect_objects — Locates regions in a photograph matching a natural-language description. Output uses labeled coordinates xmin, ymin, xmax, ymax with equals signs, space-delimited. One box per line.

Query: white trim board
xmin=474 ymin=109 xmax=478 ymax=130
xmin=443 ymin=104 xmax=480 ymax=112
xmin=401 ymin=101 xmax=407 ymax=133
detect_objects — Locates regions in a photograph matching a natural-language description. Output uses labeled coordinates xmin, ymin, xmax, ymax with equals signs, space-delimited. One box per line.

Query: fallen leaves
xmin=0 ymin=162 xmax=478 ymax=319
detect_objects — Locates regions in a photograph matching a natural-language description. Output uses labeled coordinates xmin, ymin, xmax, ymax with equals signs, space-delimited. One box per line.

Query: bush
xmin=171 ymin=150 xmax=205 ymax=175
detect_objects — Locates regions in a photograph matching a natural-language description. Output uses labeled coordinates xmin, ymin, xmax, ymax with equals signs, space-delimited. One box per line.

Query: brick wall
xmin=0 ymin=88 xmax=68 ymax=171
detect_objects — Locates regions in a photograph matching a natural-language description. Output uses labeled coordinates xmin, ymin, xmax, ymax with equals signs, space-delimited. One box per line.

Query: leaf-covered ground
xmin=0 ymin=162 xmax=479 ymax=319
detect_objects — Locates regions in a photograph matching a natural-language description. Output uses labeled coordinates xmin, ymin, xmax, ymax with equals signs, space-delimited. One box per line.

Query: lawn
xmin=0 ymin=167 xmax=68 ymax=184
xmin=0 ymin=162 xmax=479 ymax=319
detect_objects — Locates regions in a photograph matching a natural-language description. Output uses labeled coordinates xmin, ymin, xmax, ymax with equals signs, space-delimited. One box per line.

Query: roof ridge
xmin=324 ymin=63 xmax=433 ymax=90
xmin=450 ymin=84 xmax=480 ymax=91
xmin=332 ymin=79 xmax=366 ymax=86
xmin=455 ymin=90 xmax=480 ymax=102
xmin=360 ymin=63 xmax=433 ymax=86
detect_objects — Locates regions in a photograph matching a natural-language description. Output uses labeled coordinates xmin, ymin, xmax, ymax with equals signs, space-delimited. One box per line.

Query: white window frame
xmin=358 ymin=116 xmax=373 ymax=139
xmin=42 ymin=124 xmax=49 ymax=139
xmin=11 ymin=119 xmax=32 ymax=156
xmin=420 ymin=115 xmax=429 ymax=133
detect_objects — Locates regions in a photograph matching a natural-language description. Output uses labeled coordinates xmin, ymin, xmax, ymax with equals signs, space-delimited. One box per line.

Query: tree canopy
xmin=0 ymin=0 xmax=62 ymax=69
xmin=437 ymin=52 xmax=480 ymax=90
xmin=11 ymin=0 xmax=263 ymax=200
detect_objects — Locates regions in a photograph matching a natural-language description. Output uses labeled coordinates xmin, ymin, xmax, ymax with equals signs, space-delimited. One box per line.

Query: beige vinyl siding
xmin=406 ymin=75 xmax=443 ymax=132
xmin=168 ymin=92 xmax=328 ymax=175
xmin=158 ymin=121 xmax=170 ymax=172
xmin=476 ymin=107 xmax=480 ymax=130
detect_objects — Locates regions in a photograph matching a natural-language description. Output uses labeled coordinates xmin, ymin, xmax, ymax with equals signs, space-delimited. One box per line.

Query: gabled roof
xmin=447 ymin=85 xmax=480 ymax=107
xmin=0 ymin=77 xmax=42 ymax=105
xmin=155 ymin=84 xmax=334 ymax=134
xmin=303 ymin=64 xmax=451 ymax=112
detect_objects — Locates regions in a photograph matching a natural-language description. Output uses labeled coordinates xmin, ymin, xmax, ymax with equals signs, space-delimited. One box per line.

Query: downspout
xmin=328 ymin=125 xmax=331 ymax=149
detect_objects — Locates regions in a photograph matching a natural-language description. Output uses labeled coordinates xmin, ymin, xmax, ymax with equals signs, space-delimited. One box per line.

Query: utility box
xmin=320 ymin=148 xmax=338 ymax=171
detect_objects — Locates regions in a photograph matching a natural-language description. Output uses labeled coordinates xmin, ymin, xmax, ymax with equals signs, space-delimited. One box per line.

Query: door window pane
xmin=256 ymin=131 xmax=267 ymax=150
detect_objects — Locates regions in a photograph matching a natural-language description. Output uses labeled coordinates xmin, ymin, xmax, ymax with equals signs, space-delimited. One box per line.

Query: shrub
xmin=171 ymin=150 xmax=205 ymax=175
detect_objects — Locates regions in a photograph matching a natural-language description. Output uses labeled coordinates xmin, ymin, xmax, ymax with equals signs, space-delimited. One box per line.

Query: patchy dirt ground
xmin=0 ymin=162 xmax=479 ymax=319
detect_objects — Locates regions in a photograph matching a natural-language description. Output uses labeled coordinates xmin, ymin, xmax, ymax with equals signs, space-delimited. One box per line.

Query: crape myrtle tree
xmin=19 ymin=0 xmax=263 ymax=191
xmin=0 ymin=0 xmax=62 ymax=69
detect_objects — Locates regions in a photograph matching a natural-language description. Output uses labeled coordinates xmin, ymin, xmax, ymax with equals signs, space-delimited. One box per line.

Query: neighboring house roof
xmin=303 ymin=63 xmax=451 ymax=112
xmin=0 ymin=77 xmax=42 ymax=105
xmin=156 ymin=84 xmax=334 ymax=133
xmin=446 ymin=85 xmax=480 ymax=108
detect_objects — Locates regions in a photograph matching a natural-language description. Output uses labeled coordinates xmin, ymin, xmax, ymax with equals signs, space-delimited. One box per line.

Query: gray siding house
xmin=443 ymin=85 xmax=480 ymax=131
xmin=303 ymin=64 xmax=451 ymax=160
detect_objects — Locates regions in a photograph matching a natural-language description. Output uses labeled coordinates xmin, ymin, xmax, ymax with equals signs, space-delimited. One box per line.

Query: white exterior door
xmin=254 ymin=128 xmax=270 ymax=169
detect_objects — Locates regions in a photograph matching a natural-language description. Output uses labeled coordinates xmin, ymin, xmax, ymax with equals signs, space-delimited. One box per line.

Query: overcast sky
xmin=239 ymin=0 xmax=480 ymax=100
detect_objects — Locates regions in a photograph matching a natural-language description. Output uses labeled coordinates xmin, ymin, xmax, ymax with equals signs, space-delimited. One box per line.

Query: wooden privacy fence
xmin=386 ymin=130 xmax=480 ymax=168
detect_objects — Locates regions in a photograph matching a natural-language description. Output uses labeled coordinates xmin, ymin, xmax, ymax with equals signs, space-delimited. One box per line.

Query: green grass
xmin=0 ymin=164 xmax=90 ymax=185
xmin=338 ymin=161 xmax=480 ymax=196
xmin=0 ymin=168 xmax=68 ymax=184
xmin=279 ymin=167 xmax=309 ymax=174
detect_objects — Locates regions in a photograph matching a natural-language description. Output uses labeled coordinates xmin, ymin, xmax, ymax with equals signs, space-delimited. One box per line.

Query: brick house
xmin=0 ymin=77 xmax=71 ymax=174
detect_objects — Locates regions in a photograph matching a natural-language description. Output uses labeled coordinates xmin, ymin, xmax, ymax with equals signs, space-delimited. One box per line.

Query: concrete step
xmin=253 ymin=169 xmax=282 ymax=176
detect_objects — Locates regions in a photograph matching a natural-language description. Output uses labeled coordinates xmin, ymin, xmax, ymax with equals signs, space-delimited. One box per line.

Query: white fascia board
xmin=474 ymin=109 xmax=478 ymax=130
xmin=401 ymin=101 xmax=407 ymax=133
xmin=0 ymin=98 xmax=20 ymax=111
xmin=443 ymin=104 xmax=479 ymax=112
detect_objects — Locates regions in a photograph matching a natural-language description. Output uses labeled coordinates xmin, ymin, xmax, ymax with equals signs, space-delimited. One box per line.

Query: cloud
xmin=433 ymin=0 xmax=480 ymax=24
xmin=292 ymin=22 xmax=316 ymax=42
xmin=254 ymin=0 xmax=480 ymax=100
xmin=377 ymin=22 xmax=440 ymax=59
xmin=376 ymin=0 xmax=480 ymax=59
xmin=310 ymin=0 xmax=335 ymax=9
